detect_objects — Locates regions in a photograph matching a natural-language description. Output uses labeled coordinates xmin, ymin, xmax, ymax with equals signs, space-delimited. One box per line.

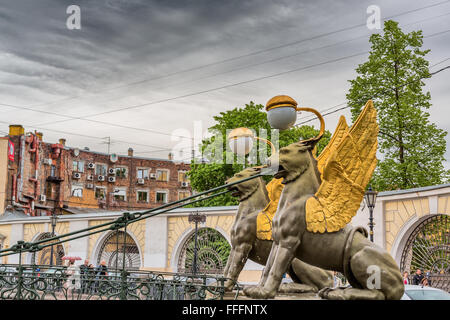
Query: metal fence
xmin=0 ymin=175 xmax=264 ymax=300
xmin=0 ymin=264 xmax=237 ymax=300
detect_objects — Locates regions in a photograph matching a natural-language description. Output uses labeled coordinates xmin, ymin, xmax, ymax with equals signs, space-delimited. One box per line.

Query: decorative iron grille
xmin=178 ymin=228 xmax=231 ymax=274
xmin=0 ymin=264 xmax=232 ymax=300
xmin=400 ymin=214 xmax=450 ymax=291
xmin=97 ymin=231 xmax=141 ymax=270
xmin=31 ymin=233 xmax=65 ymax=266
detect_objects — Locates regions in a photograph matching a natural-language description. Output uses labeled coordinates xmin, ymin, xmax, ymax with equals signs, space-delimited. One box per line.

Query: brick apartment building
xmin=0 ymin=125 xmax=191 ymax=216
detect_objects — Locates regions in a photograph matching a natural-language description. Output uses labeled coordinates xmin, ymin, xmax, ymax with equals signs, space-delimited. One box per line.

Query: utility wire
xmin=16 ymin=28 xmax=450 ymax=139
xmin=24 ymin=0 xmax=450 ymax=110
xmin=34 ymin=9 xmax=450 ymax=121
xmin=294 ymin=63 xmax=450 ymax=127
xmin=2 ymin=30 xmax=449 ymax=156
xmin=4 ymin=23 xmax=450 ymax=144
xmin=0 ymin=119 xmax=193 ymax=154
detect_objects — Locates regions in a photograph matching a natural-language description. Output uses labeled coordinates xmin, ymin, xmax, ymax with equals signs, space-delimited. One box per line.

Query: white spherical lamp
xmin=228 ymin=128 xmax=254 ymax=156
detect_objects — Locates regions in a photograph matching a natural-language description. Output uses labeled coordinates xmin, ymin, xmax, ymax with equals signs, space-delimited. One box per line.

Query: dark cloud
xmin=0 ymin=0 xmax=448 ymax=166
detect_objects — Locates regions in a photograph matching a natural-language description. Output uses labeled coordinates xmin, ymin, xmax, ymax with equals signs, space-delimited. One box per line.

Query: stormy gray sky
xmin=0 ymin=0 xmax=449 ymax=167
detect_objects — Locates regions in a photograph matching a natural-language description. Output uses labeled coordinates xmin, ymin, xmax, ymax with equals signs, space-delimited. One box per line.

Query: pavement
xmin=223 ymin=291 xmax=322 ymax=300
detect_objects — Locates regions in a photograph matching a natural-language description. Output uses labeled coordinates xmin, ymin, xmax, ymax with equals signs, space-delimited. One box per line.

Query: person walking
xmin=412 ymin=269 xmax=424 ymax=285
xmin=64 ymin=260 xmax=81 ymax=294
xmin=403 ymin=271 xmax=409 ymax=285
xmin=79 ymin=259 xmax=90 ymax=293
xmin=94 ymin=260 xmax=108 ymax=293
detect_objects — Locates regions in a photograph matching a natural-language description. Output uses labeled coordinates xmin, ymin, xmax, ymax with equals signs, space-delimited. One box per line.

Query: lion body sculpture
xmin=223 ymin=167 xmax=333 ymax=293
xmin=244 ymin=142 xmax=404 ymax=300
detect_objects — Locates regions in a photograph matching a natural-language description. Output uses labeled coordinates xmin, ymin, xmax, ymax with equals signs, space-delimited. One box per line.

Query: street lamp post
xmin=49 ymin=213 xmax=58 ymax=265
xmin=364 ymin=186 xmax=378 ymax=242
xmin=188 ymin=212 xmax=206 ymax=275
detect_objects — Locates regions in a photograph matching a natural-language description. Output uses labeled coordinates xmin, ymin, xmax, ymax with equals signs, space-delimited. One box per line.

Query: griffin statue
xmin=229 ymin=96 xmax=404 ymax=300
xmin=223 ymin=167 xmax=333 ymax=294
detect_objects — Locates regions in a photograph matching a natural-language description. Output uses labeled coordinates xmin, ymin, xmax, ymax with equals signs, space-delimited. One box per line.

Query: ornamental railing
xmin=0 ymin=173 xmax=263 ymax=300
xmin=0 ymin=264 xmax=240 ymax=300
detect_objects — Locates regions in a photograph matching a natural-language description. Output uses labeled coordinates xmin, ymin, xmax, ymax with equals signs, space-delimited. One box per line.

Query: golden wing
xmin=256 ymin=177 xmax=284 ymax=240
xmin=306 ymin=100 xmax=379 ymax=233
xmin=316 ymin=115 xmax=349 ymax=174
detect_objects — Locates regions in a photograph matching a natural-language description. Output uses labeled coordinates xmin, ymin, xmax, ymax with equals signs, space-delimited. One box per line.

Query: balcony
xmin=46 ymin=176 xmax=64 ymax=183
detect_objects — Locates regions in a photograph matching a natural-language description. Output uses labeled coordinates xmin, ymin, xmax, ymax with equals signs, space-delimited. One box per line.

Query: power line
xmin=2 ymin=65 xmax=447 ymax=159
xmin=0 ymin=50 xmax=370 ymax=138
xmin=0 ymin=120 xmax=189 ymax=153
xmin=2 ymin=27 xmax=449 ymax=151
xmin=3 ymin=17 xmax=450 ymax=142
xmin=36 ymin=9 xmax=450 ymax=124
xmin=23 ymin=0 xmax=450 ymax=110
xmin=29 ymin=27 xmax=450 ymax=132
xmin=294 ymin=63 xmax=450 ymax=127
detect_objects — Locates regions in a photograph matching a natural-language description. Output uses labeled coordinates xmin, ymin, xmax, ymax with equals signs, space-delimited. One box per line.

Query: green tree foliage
xmin=187 ymin=101 xmax=331 ymax=207
xmin=347 ymin=20 xmax=449 ymax=191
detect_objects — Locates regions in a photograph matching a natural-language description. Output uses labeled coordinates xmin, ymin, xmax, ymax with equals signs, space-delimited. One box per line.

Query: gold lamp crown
xmin=228 ymin=127 xmax=276 ymax=156
xmin=265 ymin=95 xmax=325 ymax=142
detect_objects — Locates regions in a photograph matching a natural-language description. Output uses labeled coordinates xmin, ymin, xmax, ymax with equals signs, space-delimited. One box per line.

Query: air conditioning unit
xmin=38 ymin=195 xmax=46 ymax=202
xmin=72 ymin=172 xmax=81 ymax=179
xmin=86 ymin=183 xmax=94 ymax=189
xmin=43 ymin=158 xmax=52 ymax=165
xmin=87 ymin=175 xmax=93 ymax=181
xmin=97 ymin=175 xmax=105 ymax=181
xmin=108 ymin=176 xmax=116 ymax=183
xmin=110 ymin=153 xmax=118 ymax=163
xmin=88 ymin=163 xmax=95 ymax=169
xmin=181 ymin=181 xmax=189 ymax=188
xmin=137 ymin=178 xmax=145 ymax=184
xmin=149 ymin=173 xmax=156 ymax=179
xmin=108 ymin=168 xmax=115 ymax=175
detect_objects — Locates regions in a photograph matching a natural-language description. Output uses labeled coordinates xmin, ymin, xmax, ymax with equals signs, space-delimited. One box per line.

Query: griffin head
xmin=268 ymin=140 xmax=318 ymax=184
xmin=226 ymin=167 xmax=263 ymax=201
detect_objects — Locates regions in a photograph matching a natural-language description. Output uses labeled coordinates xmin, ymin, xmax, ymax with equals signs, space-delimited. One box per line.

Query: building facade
xmin=0 ymin=125 xmax=191 ymax=217
xmin=0 ymin=184 xmax=448 ymax=287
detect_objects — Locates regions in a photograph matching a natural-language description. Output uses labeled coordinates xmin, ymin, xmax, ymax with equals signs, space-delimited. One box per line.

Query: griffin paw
xmin=318 ymin=287 xmax=346 ymax=300
xmin=224 ymin=280 xmax=235 ymax=291
xmin=243 ymin=286 xmax=275 ymax=299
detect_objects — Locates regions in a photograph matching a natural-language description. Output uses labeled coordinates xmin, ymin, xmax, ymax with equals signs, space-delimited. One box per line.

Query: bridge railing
xmin=0 ymin=173 xmax=263 ymax=300
xmin=0 ymin=264 xmax=239 ymax=300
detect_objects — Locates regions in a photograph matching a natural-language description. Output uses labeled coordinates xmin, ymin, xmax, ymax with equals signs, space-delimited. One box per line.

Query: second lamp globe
xmin=265 ymin=95 xmax=299 ymax=130
xmin=228 ymin=127 xmax=254 ymax=156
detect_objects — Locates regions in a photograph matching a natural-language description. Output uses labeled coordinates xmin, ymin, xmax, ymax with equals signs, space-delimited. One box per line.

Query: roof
xmin=61 ymin=207 xmax=112 ymax=215
xmin=64 ymin=146 xmax=190 ymax=164
xmin=0 ymin=208 xmax=30 ymax=221
xmin=378 ymin=183 xmax=450 ymax=197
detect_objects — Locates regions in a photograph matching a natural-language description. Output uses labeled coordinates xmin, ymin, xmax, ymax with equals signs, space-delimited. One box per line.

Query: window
xmin=115 ymin=167 xmax=127 ymax=178
xmin=95 ymin=187 xmax=106 ymax=200
xmin=178 ymin=191 xmax=190 ymax=200
xmin=72 ymin=160 xmax=84 ymax=172
xmin=113 ymin=187 xmax=127 ymax=201
xmin=95 ymin=164 xmax=107 ymax=176
xmin=50 ymin=165 xmax=56 ymax=177
xmin=156 ymin=169 xmax=169 ymax=182
xmin=137 ymin=168 xmax=149 ymax=179
xmin=178 ymin=171 xmax=189 ymax=182
xmin=71 ymin=184 xmax=83 ymax=197
xmin=137 ymin=190 xmax=149 ymax=202
xmin=46 ymin=182 xmax=52 ymax=198
xmin=156 ymin=191 xmax=168 ymax=203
